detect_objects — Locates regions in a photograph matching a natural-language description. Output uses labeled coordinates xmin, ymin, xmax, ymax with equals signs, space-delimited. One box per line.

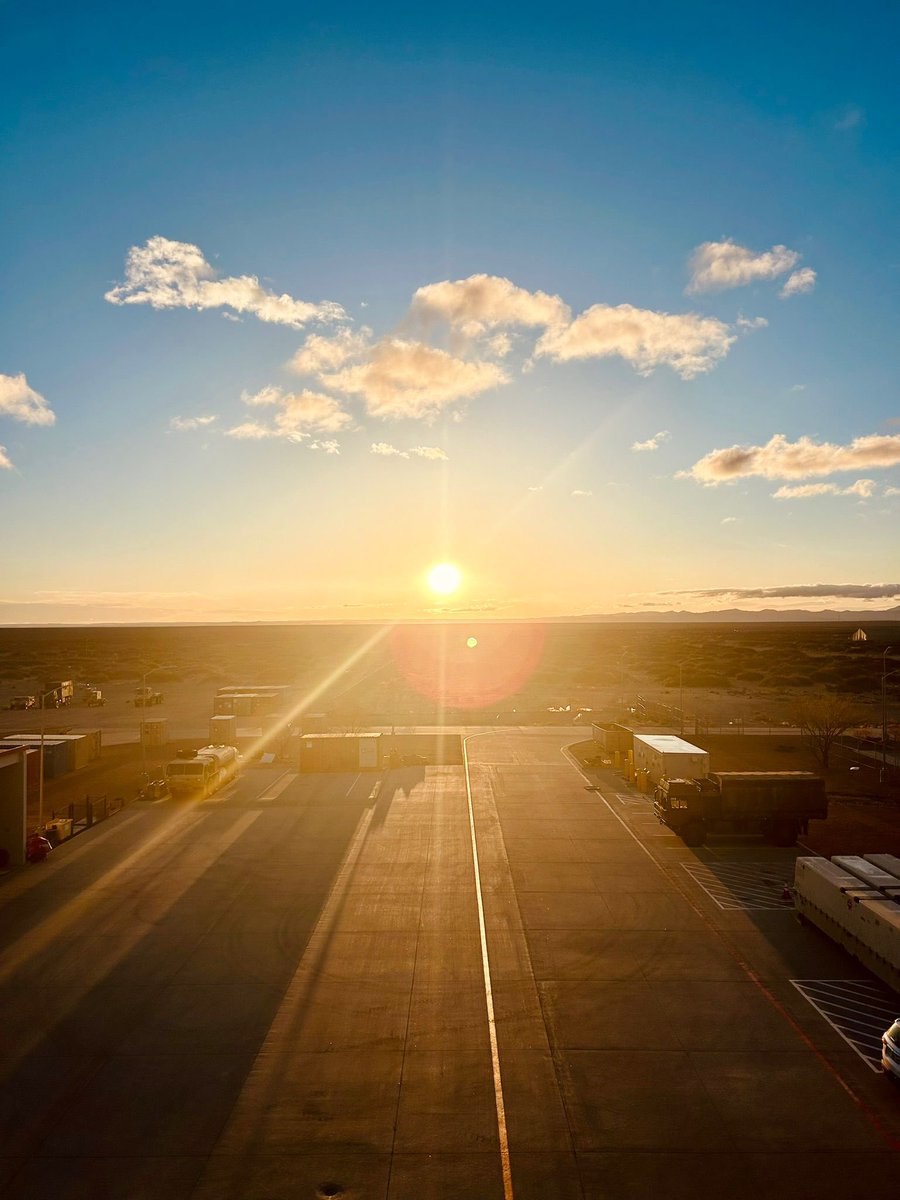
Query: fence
xmin=45 ymin=794 xmax=124 ymax=844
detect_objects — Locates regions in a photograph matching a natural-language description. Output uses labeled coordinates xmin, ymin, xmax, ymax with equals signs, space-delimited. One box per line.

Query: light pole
xmin=139 ymin=665 xmax=173 ymax=782
xmin=882 ymin=646 xmax=898 ymax=781
xmin=37 ymin=685 xmax=59 ymax=832
xmin=678 ymin=662 xmax=685 ymax=736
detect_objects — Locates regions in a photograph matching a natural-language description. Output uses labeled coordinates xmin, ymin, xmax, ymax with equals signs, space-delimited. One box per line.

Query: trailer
xmin=794 ymin=855 xmax=900 ymax=995
xmin=633 ymin=734 xmax=709 ymax=786
xmin=654 ymin=771 xmax=827 ymax=846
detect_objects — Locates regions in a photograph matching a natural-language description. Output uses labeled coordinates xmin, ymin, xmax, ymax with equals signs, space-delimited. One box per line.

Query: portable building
xmin=298 ymin=733 xmax=382 ymax=773
xmin=210 ymin=714 xmax=238 ymax=745
xmin=140 ymin=719 xmax=168 ymax=748
xmin=632 ymin=733 xmax=709 ymax=785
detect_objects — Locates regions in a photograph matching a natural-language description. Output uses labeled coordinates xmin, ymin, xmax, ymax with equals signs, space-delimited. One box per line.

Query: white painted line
xmin=463 ymin=734 xmax=514 ymax=1200
xmin=257 ymin=770 xmax=297 ymax=802
xmin=791 ymin=980 xmax=887 ymax=1073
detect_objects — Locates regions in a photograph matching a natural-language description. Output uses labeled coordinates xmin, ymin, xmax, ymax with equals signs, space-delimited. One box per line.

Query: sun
xmin=427 ymin=562 xmax=462 ymax=595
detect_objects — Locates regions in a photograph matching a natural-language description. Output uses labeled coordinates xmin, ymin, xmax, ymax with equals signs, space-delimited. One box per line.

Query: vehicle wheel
xmin=773 ymin=820 xmax=799 ymax=847
xmin=681 ymin=821 xmax=706 ymax=847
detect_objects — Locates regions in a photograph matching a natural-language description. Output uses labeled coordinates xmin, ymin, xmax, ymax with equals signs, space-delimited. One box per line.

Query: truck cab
xmin=653 ymin=777 xmax=710 ymax=846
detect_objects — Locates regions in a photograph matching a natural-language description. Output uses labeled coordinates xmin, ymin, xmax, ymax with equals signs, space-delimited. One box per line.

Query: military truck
xmin=654 ymin=771 xmax=827 ymax=847
xmin=134 ymin=685 xmax=163 ymax=707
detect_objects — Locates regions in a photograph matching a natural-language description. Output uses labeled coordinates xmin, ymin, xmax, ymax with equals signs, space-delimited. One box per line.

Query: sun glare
xmin=427 ymin=562 xmax=462 ymax=595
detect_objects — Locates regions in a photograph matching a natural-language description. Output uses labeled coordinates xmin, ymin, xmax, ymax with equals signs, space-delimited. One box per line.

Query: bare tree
xmin=794 ymin=694 xmax=864 ymax=770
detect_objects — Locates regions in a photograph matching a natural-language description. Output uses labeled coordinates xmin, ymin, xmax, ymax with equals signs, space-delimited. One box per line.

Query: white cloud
xmin=0 ymin=373 xmax=56 ymax=425
xmin=322 ymin=338 xmax=508 ymax=419
xmin=169 ymin=414 xmax=217 ymax=431
xmin=886 ymin=486 xmax=900 ymax=497
xmin=486 ymin=333 xmax=513 ymax=357
xmin=106 ymin=236 xmax=346 ymax=328
xmin=779 ymin=268 xmax=817 ymax=299
xmin=736 ymin=315 xmax=768 ymax=330
xmin=772 ymin=478 xmax=876 ymax=500
xmin=720 ymin=516 xmax=737 ymax=524
xmin=535 ymin=304 xmax=735 ymax=379
xmin=411 ymin=274 xmax=569 ymax=336
xmin=683 ymin=433 xmax=900 ymax=484
xmin=686 ymin=239 xmax=802 ymax=294
xmin=276 ymin=390 xmax=353 ymax=434
xmin=0 ymin=445 xmax=11 ymax=470
xmin=528 ymin=485 xmax=543 ymax=492
xmin=236 ymin=386 xmax=353 ymax=438
xmin=370 ymin=442 xmax=448 ymax=460
xmin=632 ymin=430 xmax=670 ymax=452
xmin=571 ymin=489 xmax=593 ymax=497
xmin=288 ymin=327 xmax=372 ymax=375
xmin=310 ymin=439 xmax=341 ymax=454
xmin=225 ymin=422 xmax=274 ymax=440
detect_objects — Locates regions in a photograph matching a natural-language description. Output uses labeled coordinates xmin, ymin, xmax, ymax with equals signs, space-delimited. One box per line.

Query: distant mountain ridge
xmin=562 ymin=605 xmax=900 ymax=624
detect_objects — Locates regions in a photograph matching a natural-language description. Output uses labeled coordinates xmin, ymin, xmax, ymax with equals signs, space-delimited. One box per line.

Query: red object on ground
xmin=26 ymin=833 xmax=52 ymax=863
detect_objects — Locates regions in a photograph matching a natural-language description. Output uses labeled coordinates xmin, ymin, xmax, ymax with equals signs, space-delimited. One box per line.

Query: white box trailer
xmin=831 ymin=855 xmax=900 ymax=898
xmin=794 ymin=856 xmax=900 ymax=993
xmin=632 ymin=734 xmax=709 ymax=785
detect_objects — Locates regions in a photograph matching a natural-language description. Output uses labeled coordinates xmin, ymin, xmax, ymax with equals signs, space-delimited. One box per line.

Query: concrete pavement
xmin=0 ymin=733 xmax=898 ymax=1198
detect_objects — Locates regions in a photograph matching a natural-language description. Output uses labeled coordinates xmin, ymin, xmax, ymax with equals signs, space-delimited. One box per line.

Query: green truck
xmin=653 ymin=771 xmax=827 ymax=847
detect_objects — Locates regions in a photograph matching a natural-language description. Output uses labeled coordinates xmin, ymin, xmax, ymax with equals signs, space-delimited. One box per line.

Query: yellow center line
xmin=463 ymin=733 xmax=514 ymax=1200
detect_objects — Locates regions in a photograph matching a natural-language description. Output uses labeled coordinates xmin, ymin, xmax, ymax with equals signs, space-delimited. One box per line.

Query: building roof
xmin=633 ymin=733 xmax=707 ymax=755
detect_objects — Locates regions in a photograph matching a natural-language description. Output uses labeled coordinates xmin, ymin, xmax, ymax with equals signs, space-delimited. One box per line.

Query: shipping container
xmin=298 ymin=733 xmax=382 ymax=773
xmin=591 ymin=723 xmax=633 ymax=755
xmin=633 ymin=734 xmax=709 ymax=785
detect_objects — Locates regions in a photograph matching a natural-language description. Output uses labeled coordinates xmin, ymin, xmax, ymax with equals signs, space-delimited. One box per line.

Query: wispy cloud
xmin=720 ymin=516 xmax=737 ymax=524
xmin=370 ymin=442 xmax=448 ymax=460
xmin=632 ymin=430 xmax=670 ymax=452
xmin=106 ymin=236 xmax=346 ymax=328
xmin=772 ymin=478 xmax=876 ymax=500
xmin=886 ymin=486 xmax=900 ymax=497
xmin=322 ymin=338 xmax=508 ymax=419
xmin=686 ymin=239 xmax=807 ymax=295
xmin=779 ymin=267 xmax=817 ymax=299
xmin=410 ymin=274 xmax=569 ymax=336
xmin=682 ymin=432 xmax=900 ymax=484
xmin=169 ymin=414 xmax=217 ymax=431
xmin=835 ymin=105 xmax=865 ymax=131
xmin=571 ymin=488 xmax=593 ymax=497
xmin=0 ymin=373 xmax=55 ymax=426
xmin=668 ymin=582 xmax=900 ymax=602
xmin=0 ymin=446 xmax=11 ymax=470
xmin=535 ymin=305 xmax=735 ymax=379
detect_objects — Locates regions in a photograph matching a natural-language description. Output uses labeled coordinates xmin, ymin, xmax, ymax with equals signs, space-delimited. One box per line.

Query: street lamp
xmin=139 ymin=665 xmax=174 ymax=782
xmin=678 ymin=662 xmax=685 ymax=736
xmin=882 ymin=646 xmax=898 ymax=781
xmin=37 ymin=685 xmax=60 ymax=832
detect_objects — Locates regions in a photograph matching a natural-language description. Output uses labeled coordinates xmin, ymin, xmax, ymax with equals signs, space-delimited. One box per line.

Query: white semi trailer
xmin=793 ymin=854 xmax=900 ymax=994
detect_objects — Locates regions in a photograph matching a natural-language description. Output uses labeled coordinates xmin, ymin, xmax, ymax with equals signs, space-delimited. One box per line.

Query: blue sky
xmin=2 ymin=2 xmax=899 ymax=622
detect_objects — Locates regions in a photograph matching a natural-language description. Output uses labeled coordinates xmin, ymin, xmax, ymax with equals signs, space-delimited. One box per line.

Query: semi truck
xmin=794 ymin=854 xmax=900 ymax=996
xmin=653 ymin=771 xmax=827 ymax=847
xmin=134 ymin=685 xmax=163 ymax=707
xmin=165 ymin=744 xmax=240 ymax=797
